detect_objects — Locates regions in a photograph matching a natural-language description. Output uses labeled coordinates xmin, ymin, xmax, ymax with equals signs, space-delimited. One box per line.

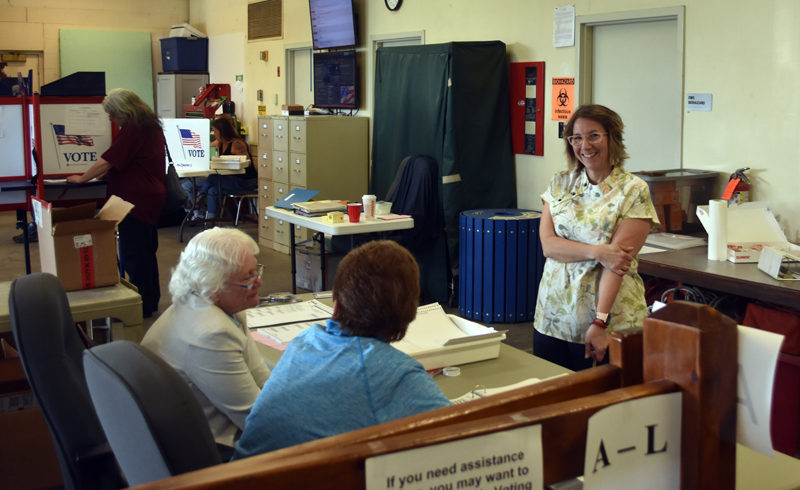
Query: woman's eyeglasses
xmin=567 ymin=132 xmax=607 ymax=146
xmin=228 ymin=264 xmax=264 ymax=290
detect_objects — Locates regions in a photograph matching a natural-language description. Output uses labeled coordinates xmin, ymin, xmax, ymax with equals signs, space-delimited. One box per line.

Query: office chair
xmin=83 ymin=341 xmax=222 ymax=486
xmin=385 ymin=155 xmax=450 ymax=304
xmin=8 ymin=272 xmax=125 ymax=490
xmin=223 ymin=189 xmax=259 ymax=226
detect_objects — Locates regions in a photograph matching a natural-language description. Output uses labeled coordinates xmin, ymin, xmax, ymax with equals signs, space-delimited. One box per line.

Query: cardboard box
xmin=696 ymin=202 xmax=793 ymax=263
xmin=32 ymin=196 xmax=133 ymax=291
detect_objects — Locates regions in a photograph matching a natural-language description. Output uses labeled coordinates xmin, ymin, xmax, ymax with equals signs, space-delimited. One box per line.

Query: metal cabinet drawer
xmin=289 ymin=117 xmax=307 ymax=153
xmin=272 ymin=151 xmax=288 ymax=183
xmin=289 ymin=152 xmax=307 ymax=187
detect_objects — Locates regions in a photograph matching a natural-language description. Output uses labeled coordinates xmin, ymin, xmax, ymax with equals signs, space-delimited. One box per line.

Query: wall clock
xmin=385 ymin=0 xmax=402 ymax=11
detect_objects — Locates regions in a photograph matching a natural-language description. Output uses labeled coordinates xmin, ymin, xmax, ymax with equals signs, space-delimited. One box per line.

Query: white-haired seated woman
xmin=141 ymin=227 xmax=270 ymax=458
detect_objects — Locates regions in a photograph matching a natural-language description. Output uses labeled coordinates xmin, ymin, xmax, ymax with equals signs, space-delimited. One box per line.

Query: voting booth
xmin=34 ymin=96 xmax=113 ymax=177
xmin=0 ymin=97 xmax=31 ymax=210
xmin=161 ymin=118 xmax=210 ymax=172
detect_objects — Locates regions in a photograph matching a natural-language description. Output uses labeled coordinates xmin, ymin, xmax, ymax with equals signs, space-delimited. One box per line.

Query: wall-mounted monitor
xmin=309 ymin=0 xmax=357 ymax=50
xmin=313 ymin=50 xmax=358 ymax=109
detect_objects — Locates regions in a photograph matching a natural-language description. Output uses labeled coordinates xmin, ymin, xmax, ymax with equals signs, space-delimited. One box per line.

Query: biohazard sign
xmin=551 ymin=77 xmax=575 ymax=121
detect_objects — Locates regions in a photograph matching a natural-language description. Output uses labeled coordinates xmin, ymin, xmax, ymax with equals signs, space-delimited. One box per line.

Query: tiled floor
xmin=0 ymin=210 xmax=533 ymax=353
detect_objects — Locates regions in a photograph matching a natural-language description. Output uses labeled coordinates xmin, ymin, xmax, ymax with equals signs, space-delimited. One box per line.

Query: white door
xmin=286 ymin=46 xmax=313 ymax=109
xmin=578 ymin=9 xmax=684 ymax=172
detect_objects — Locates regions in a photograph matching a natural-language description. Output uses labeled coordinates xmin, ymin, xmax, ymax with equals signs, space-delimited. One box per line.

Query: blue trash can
xmin=458 ymin=209 xmax=545 ymax=323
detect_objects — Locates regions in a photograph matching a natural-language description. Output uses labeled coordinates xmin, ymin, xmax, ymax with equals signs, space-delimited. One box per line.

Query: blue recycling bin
xmin=458 ymin=209 xmax=545 ymax=324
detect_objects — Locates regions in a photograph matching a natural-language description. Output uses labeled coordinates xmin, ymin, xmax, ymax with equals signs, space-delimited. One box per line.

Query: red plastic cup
xmin=347 ymin=203 xmax=361 ymax=223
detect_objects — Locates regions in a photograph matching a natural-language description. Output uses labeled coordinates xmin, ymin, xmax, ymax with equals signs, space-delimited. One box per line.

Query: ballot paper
xmin=245 ymin=299 xmax=333 ymax=328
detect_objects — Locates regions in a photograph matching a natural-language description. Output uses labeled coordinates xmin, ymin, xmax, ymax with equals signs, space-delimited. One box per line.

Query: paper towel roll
xmin=707 ymin=199 xmax=728 ymax=261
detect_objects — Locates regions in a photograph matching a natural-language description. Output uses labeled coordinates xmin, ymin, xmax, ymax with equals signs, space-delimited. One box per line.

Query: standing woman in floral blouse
xmin=533 ymin=104 xmax=659 ymax=370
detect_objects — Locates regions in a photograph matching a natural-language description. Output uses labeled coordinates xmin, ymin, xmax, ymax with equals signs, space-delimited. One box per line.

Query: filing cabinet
xmin=256 ymin=115 xmax=369 ymax=253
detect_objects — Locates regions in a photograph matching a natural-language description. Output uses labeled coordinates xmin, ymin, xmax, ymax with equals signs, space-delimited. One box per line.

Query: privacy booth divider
xmin=371 ymin=41 xmax=517 ymax=304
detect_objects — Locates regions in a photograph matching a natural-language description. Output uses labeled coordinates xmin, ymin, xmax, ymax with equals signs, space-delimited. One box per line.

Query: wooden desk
xmin=263 ymin=206 xmax=414 ymax=293
xmin=0 ymin=279 xmax=144 ymax=341
xmin=639 ymin=246 xmax=800 ymax=310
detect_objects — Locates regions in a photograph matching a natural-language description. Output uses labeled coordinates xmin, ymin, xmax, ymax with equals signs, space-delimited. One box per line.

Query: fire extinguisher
xmin=727 ymin=167 xmax=751 ymax=205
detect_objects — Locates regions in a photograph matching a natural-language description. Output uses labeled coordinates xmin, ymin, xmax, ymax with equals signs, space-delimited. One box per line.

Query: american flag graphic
xmin=340 ymin=86 xmax=356 ymax=106
xmin=53 ymin=124 xmax=94 ymax=146
xmin=180 ymin=128 xmax=202 ymax=148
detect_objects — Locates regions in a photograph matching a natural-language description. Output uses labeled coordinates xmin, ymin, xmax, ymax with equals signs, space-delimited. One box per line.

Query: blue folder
xmin=274 ymin=188 xmax=320 ymax=210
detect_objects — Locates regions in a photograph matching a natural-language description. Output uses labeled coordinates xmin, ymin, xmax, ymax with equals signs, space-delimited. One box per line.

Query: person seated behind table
xmin=141 ymin=227 xmax=270 ymax=458
xmin=198 ymin=116 xmax=257 ymax=220
xmin=233 ymin=240 xmax=451 ymax=459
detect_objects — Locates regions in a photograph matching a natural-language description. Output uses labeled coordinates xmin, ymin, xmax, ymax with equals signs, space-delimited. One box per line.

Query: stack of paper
xmin=210 ymin=155 xmax=249 ymax=170
xmin=645 ymin=232 xmax=706 ymax=250
xmin=292 ymin=200 xmax=347 ymax=216
xmin=393 ymin=303 xmax=506 ymax=369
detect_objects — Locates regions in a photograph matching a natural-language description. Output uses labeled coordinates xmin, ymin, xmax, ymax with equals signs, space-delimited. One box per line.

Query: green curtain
xmin=371 ymin=41 xmax=516 ymax=303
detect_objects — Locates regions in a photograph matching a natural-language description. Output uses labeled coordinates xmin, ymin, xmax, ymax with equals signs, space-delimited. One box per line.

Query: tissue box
xmin=32 ymin=195 xmax=133 ymax=291
xmin=696 ymin=202 xmax=792 ymax=263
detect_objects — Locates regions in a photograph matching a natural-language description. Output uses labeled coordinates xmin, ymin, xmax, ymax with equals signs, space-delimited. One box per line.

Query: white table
xmin=0 ymin=279 xmax=144 ymax=341
xmin=263 ymin=206 xmax=414 ymax=292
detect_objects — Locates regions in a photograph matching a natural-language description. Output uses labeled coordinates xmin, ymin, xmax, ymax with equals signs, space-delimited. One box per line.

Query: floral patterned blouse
xmin=533 ymin=166 xmax=659 ymax=343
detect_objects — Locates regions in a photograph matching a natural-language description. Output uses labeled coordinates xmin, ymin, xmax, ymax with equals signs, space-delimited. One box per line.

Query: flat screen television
xmin=309 ymin=0 xmax=357 ymax=50
xmin=313 ymin=50 xmax=358 ymax=109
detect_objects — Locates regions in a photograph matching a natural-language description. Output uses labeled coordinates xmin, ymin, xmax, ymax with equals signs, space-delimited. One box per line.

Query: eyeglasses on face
xmin=567 ymin=132 xmax=607 ymax=146
xmin=228 ymin=263 xmax=264 ymax=290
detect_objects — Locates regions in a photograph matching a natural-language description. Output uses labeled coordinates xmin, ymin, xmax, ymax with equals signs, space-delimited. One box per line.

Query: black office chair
xmin=8 ymin=272 xmax=125 ymax=490
xmin=385 ymin=155 xmax=450 ymax=304
xmin=83 ymin=341 xmax=222 ymax=486
xmin=222 ymin=189 xmax=259 ymax=226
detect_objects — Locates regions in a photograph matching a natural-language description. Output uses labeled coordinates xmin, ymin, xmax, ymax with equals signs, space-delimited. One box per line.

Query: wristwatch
xmin=596 ymin=311 xmax=609 ymax=324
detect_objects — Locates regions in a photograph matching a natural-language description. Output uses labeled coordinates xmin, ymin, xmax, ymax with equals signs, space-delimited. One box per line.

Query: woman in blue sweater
xmin=234 ymin=240 xmax=451 ymax=459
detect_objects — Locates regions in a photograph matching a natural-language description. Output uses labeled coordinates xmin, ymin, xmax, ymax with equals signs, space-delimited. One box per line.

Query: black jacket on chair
xmin=385 ymin=155 xmax=443 ymax=253
xmin=385 ymin=155 xmax=449 ymax=303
